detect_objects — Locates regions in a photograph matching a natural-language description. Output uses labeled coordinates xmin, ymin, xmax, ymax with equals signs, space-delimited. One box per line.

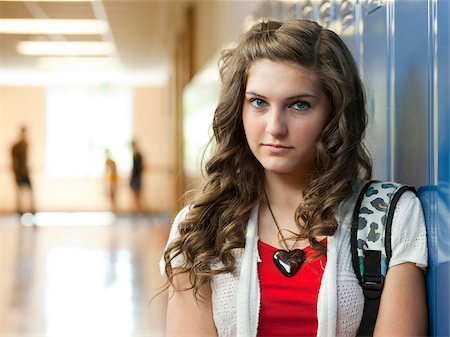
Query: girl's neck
xmin=263 ymin=171 xmax=311 ymax=209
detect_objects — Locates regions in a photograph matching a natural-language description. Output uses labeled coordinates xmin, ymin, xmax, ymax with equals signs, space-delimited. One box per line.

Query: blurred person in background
xmin=129 ymin=139 xmax=144 ymax=214
xmin=105 ymin=148 xmax=119 ymax=214
xmin=11 ymin=125 xmax=35 ymax=217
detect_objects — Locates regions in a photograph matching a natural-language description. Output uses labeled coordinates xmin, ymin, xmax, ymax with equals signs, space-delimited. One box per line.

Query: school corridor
xmin=0 ymin=0 xmax=449 ymax=336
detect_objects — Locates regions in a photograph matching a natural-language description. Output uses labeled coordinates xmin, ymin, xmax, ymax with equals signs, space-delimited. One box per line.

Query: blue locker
xmin=392 ymin=0 xmax=429 ymax=187
xmin=426 ymin=1 xmax=450 ymax=335
xmin=361 ymin=0 xmax=449 ymax=334
xmin=359 ymin=1 xmax=390 ymax=179
xmin=340 ymin=0 xmax=450 ymax=334
xmin=391 ymin=1 xmax=449 ymax=335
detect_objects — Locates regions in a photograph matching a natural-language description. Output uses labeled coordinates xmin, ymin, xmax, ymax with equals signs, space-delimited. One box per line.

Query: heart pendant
xmin=273 ymin=249 xmax=306 ymax=277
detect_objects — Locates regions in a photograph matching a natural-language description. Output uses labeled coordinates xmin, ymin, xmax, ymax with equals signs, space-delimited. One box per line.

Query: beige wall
xmin=0 ymin=87 xmax=46 ymax=212
xmin=179 ymin=1 xmax=261 ymax=192
xmin=191 ymin=1 xmax=261 ymax=74
xmin=0 ymin=86 xmax=173 ymax=214
xmin=133 ymin=87 xmax=173 ymax=213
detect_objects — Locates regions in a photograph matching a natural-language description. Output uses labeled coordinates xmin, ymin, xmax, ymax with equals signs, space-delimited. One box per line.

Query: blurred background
xmin=0 ymin=0 xmax=449 ymax=336
xmin=0 ymin=0 xmax=262 ymax=215
xmin=0 ymin=1 xmax=261 ymax=336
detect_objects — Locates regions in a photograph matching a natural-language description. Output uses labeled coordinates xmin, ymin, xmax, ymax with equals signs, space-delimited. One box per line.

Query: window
xmin=46 ymin=85 xmax=132 ymax=177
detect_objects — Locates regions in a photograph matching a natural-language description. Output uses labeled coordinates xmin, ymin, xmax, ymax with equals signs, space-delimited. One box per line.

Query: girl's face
xmin=242 ymin=59 xmax=331 ymax=179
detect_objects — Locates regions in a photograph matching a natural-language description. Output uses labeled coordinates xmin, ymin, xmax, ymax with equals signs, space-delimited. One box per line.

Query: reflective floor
xmin=0 ymin=213 xmax=169 ymax=337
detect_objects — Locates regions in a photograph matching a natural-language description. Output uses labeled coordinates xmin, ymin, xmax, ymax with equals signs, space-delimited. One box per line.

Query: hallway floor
xmin=0 ymin=213 xmax=169 ymax=337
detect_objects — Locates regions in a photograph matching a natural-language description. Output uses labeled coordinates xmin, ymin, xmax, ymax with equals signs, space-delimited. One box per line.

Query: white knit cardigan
xmin=161 ymin=185 xmax=428 ymax=337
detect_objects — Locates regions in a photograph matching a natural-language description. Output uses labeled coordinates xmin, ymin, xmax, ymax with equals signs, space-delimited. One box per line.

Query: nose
xmin=266 ymin=107 xmax=288 ymax=137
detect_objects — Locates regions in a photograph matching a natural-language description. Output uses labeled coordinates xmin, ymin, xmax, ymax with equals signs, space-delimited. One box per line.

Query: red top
xmin=257 ymin=240 xmax=327 ymax=337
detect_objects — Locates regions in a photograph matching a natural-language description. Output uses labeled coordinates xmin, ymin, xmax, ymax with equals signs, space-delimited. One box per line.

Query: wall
xmin=191 ymin=1 xmax=262 ymax=74
xmin=0 ymin=87 xmax=46 ymax=212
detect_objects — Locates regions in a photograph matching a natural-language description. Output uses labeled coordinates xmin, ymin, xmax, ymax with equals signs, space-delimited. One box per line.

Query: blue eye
xmin=292 ymin=101 xmax=309 ymax=110
xmin=250 ymin=99 xmax=267 ymax=108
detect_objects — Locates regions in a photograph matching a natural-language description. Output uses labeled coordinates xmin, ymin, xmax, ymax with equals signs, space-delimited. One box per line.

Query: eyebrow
xmin=245 ymin=91 xmax=318 ymax=100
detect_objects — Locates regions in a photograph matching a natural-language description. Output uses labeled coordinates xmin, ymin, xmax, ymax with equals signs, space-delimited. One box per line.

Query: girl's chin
xmin=261 ymin=163 xmax=313 ymax=177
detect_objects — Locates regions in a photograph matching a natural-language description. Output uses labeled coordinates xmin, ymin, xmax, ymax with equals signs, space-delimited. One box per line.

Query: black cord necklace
xmin=264 ymin=190 xmax=306 ymax=277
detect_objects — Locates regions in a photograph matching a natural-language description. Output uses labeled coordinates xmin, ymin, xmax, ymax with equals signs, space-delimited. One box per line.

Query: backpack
xmin=350 ymin=180 xmax=416 ymax=336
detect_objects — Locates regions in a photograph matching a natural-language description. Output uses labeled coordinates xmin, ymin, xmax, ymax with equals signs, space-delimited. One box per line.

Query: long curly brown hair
xmin=163 ymin=19 xmax=372 ymax=298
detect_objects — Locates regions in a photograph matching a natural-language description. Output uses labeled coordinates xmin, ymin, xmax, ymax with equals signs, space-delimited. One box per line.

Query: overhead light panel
xmin=0 ymin=19 xmax=108 ymax=35
xmin=1 ymin=0 xmax=95 ymax=2
xmin=37 ymin=56 xmax=121 ymax=70
xmin=17 ymin=41 xmax=115 ymax=56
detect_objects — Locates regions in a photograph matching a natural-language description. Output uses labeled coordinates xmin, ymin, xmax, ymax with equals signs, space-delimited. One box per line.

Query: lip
xmin=262 ymin=143 xmax=293 ymax=154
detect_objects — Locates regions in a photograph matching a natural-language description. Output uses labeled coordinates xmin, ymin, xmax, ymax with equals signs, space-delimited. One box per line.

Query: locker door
xmin=359 ymin=0 xmax=390 ymax=179
xmin=392 ymin=0 xmax=450 ymax=335
xmin=392 ymin=0 xmax=429 ymax=186
xmin=360 ymin=0 xmax=449 ymax=333
xmin=426 ymin=0 xmax=450 ymax=335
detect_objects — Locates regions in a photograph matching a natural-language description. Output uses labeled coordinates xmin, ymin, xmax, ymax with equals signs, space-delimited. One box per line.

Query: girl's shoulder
xmin=159 ymin=205 xmax=193 ymax=276
xmin=354 ymin=180 xmax=427 ymax=270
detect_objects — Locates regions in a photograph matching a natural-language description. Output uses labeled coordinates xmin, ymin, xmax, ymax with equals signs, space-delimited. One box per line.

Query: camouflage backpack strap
xmin=351 ymin=180 xmax=416 ymax=336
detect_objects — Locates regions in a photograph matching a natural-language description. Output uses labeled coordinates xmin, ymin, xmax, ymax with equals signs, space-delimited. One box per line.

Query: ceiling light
xmin=37 ymin=57 xmax=121 ymax=70
xmin=1 ymin=0 xmax=95 ymax=2
xmin=17 ymin=41 xmax=115 ymax=56
xmin=0 ymin=19 xmax=108 ymax=35
xmin=0 ymin=68 xmax=169 ymax=86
